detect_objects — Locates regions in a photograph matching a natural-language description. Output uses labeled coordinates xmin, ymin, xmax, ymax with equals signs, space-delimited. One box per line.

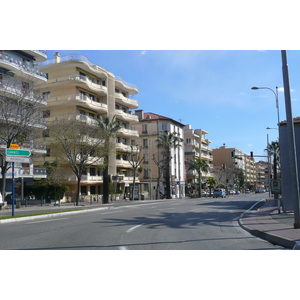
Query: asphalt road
xmin=0 ymin=193 xmax=285 ymax=250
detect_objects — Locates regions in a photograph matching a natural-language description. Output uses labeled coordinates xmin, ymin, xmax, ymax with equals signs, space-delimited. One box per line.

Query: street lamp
xmin=252 ymin=86 xmax=281 ymax=213
xmin=251 ymin=86 xmax=280 ymax=129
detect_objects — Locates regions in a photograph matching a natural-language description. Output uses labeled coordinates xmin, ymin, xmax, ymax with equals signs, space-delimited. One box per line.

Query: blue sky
xmin=45 ymin=50 xmax=300 ymax=161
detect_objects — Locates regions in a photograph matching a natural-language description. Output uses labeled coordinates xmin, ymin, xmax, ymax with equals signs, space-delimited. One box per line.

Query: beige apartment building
xmin=36 ymin=53 xmax=140 ymax=197
xmin=134 ymin=110 xmax=185 ymax=199
xmin=212 ymin=146 xmax=256 ymax=190
xmin=184 ymin=125 xmax=213 ymax=185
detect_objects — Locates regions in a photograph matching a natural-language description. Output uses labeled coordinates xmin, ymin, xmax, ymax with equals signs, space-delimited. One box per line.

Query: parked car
xmin=213 ymin=188 xmax=226 ymax=198
xmin=0 ymin=193 xmax=3 ymax=210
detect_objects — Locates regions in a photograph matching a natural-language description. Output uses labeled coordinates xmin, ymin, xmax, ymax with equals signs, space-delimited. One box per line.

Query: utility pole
xmin=281 ymin=50 xmax=300 ymax=228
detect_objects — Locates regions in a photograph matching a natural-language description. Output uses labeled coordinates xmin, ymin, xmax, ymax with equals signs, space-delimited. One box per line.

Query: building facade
xmin=36 ymin=53 xmax=140 ymax=198
xmin=134 ymin=110 xmax=185 ymax=199
xmin=212 ymin=146 xmax=256 ymax=190
xmin=184 ymin=124 xmax=213 ymax=187
xmin=0 ymin=50 xmax=48 ymax=197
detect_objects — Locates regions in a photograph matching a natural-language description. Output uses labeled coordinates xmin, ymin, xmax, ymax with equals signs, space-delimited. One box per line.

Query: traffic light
xmin=231 ymin=151 xmax=235 ymax=159
xmin=250 ymin=151 xmax=253 ymax=159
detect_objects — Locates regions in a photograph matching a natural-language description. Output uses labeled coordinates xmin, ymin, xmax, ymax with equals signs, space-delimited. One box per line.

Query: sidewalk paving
xmin=239 ymin=199 xmax=300 ymax=249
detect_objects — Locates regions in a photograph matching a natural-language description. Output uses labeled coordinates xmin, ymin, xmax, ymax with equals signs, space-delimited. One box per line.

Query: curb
xmin=0 ymin=206 xmax=111 ymax=224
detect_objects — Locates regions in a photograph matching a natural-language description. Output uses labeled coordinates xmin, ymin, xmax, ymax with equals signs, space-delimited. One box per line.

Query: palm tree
xmin=267 ymin=141 xmax=280 ymax=180
xmin=155 ymin=131 xmax=183 ymax=199
xmin=207 ymin=177 xmax=216 ymax=196
xmin=97 ymin=115 xmax=121 ymax=204
xmin=188 ymin=158 xmax=209 ymax=197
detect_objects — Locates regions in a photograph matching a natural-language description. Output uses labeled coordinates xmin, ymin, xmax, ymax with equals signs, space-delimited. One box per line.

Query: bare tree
xmin=48 ymin=114 xmax=107 ymax=206
xmin=0 ymin=73 xmax=46 ymax=198
xmin=127 ymin=144 xmax=144 ymax=200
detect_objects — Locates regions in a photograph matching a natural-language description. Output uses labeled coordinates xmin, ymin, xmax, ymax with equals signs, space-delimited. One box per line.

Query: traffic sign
xmin=10 ymin=144 xmax=19 ymax=149
xmin=5 ymin=156 xmax=30 ymax=163
xmin=6 ymin=149 xmax=31 ymax=157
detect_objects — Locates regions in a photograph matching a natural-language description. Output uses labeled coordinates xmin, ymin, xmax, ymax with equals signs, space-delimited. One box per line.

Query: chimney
xmin=54 ymin=52 xmax=60 ymax=63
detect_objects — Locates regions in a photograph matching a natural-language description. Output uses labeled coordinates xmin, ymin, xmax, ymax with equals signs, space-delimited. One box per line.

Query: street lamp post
xmin=251 ymin=86 xmax=280 ymax=128
xmin=252 ymin=86 xmax=280 ymax=213
xmin=281 ymin=50 xmax=300 ymax=229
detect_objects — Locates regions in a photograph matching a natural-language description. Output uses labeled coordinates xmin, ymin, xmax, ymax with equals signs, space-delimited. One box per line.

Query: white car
xmin=213 ymin=188 xmax=226 ymax=198
xmin=0 ymin=193 xmax=3 ymax=210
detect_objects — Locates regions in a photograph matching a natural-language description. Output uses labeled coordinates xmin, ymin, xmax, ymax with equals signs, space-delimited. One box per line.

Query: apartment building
xmin=212 ymin=146 xmax=256 ymax=190
xmin=184 ymin=125 xmax=213 ymax=185
xmin=36 ymin=53 xmax=139 ymax=197
xmin=255 ymin=161 xmax=267 ymax=189
xmin=0 ymin=50 xmax=48 ymax=195
xmin=134 ymin=110 xmax=185 ymax=199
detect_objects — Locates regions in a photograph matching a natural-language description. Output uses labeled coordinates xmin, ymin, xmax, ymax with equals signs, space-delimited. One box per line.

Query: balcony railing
xmin=115 ymin=75 xmax=138 ymax=90
xmin=0 ymin=52 xmax=47 ymax=79
xmin=0 ymin=81 xmax=47 ymax=105
xmin=41 ymin=54 xmax=109 ymax=75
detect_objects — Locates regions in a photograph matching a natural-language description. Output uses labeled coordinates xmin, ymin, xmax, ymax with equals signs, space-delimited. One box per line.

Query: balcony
xmin=0 ymin=52 xmax=47 ymax=83
xmin=0 ymin=80 xmax=47 ymax=105
xmin=115 ymin=109 xmax=139 ymax=124
xmin=115 ymin=75 xmax=138 ymax=94
xmin=39 ymin=75 xmax=107 ymax=95
xmin=1 ymin=167 xmax=47 ymax=179
xmin=22 ymin=51 xmax=47 ymax=62
xmin=115 ymin=92 xmax=138 ymax=109
xmin=117 ymin=127 xmax=139 ymax=138
xmin=116 ymin=143 xmax=135 ymax=153
xmin=47 ymin=94 xmax=108 ymax=114
xmin=67 ymin=175 xmax=103 ymax=184
xmin=41 ymin=54 xmax=109 ymax=78
xmin=116 ymin=159 xmax=133 ymax=169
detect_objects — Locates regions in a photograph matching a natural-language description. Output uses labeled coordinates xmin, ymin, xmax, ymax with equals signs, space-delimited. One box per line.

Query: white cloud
xmin=140 ymin=50 xmax=147 ymax=56
xmin=278 ymin=87 xmax=295 ymax=92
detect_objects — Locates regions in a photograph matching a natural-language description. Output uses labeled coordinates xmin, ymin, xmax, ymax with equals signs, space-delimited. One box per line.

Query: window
xmin=43 ymin=110 xmax=50 ymax=118
xmin=43 ymin=129 xmax=50 ymax=137
xmin=144 ymin=153 xmax=149 ymax=163
xmin=162 ymin=124 xmax=167 ymax=131
xmin=42 ymin=92 xmax=50 ymax=100
xmin=142 ymin=124 xmax=147 ymax=133
xmin=22 ymin=81 xmax=29 ymax=90
xmin=143 ymin=139 xmax=148 ymax=148
xmin=90 ymin=168 xmax=96 ymax=176
xmin=144 ymin=169 xmax=149 ymax=179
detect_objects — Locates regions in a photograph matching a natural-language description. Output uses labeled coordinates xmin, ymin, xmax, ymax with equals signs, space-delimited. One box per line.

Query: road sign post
xmin=5 ymin=148 xmax=31 ymax=216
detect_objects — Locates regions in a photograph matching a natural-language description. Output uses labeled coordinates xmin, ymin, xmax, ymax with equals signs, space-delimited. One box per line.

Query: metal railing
xmin=41 ymin=54 xmax=138 ymax=90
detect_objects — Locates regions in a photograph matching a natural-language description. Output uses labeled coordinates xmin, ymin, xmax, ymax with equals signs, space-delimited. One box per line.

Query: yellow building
xmin=184 ymin=125 xmax=213 ymax=186
xmin=36 ymin=52 xmax=140 ymax=198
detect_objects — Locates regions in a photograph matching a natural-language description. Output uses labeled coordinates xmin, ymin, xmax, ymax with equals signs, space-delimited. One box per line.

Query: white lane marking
xmin=101 ymin=210 xmax=124 ymax=215
xmin=126 ymin=223 xmax=145 ymax=233
xmin=233 ymin=200 xmax=265 ymax=221
xmin=26 ymin=217 xmax=69 ymax=224
xmin=119 ymin=246 xmax=128 ymax=250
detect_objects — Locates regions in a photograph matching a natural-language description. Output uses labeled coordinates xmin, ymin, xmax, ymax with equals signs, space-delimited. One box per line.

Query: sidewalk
xmin=239 ymin=199 xmax=300 ymax=249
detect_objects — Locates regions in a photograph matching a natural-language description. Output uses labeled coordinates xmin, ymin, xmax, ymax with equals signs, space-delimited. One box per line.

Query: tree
xmin=267 ymin=140 xmax=280 ymax=180
xmin=207 ymin=177 xmax=216 ymax=196
xmin=127 ymin=144 xmax=145 ymax=201
xmin=188 ymin=158 xmax=209 ymax=198
xmin=232 ymin=167 xmax=245 ymax=191
xmin=97 ymin=115 xmax=121 ymax=204
xmin=48 ymin=114 xmax=106 ymax=206
xmin=41 ymin=160 xmax=66 ymax=185
xmin=155 ymin=131 xmax=183 ymax=199
xmin=0 ymin=73 xmax=46 ymax=198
